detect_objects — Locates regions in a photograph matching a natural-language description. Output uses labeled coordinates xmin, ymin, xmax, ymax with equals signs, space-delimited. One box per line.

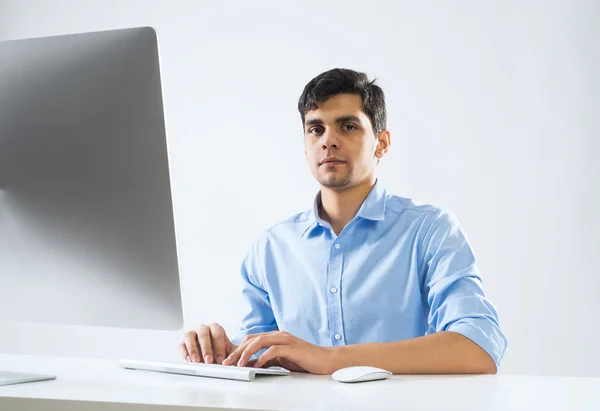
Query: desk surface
xmin=1 ymin=354 xmax=599 ymax=410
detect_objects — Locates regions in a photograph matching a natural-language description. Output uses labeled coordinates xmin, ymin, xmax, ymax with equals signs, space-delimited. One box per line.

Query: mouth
xmin=320 ymin=158 xmax=346 ymax=167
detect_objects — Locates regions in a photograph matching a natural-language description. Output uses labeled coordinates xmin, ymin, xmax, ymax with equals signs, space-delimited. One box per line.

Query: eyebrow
xmin=304 ymin=115 xmax=362 ymax=127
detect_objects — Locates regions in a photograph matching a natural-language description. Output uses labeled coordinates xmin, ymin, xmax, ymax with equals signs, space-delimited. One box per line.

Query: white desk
xmin=0 ymin=354 xmax=599 ymax=410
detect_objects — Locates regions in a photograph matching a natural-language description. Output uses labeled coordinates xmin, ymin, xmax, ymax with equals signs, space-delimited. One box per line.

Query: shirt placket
xmin=327 ymin=236 xmax=345 ymax=346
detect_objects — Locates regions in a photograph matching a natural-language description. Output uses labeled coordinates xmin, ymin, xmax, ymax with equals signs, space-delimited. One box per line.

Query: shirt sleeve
xmin=421 ymin=209 xmax=507 ymax=369
xmin=230 ymin=235 xmax=279 ymax=346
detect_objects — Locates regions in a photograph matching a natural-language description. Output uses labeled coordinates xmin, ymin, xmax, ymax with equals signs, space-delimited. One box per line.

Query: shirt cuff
xmin=448 ymin=320 xmax=507 ymax=369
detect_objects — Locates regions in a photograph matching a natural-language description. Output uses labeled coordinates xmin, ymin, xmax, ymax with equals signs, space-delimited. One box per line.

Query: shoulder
xmin=384 ymin=192 xmax=445 ymax=220
xmin=383 ymin=192 xmax=463 ymax=236
xmin=246 ymin=209 xmax=312 ymax=252
xmin=264 ymin=209 xmax=313 ymax=238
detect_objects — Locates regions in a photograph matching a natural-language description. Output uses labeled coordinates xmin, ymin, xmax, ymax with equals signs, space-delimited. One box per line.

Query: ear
xmin=374 ymin=130 xmax=391 ymax=158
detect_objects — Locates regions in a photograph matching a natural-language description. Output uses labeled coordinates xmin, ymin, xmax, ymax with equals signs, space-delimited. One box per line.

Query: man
xmin=179 ymin=68 xmax=507 ymax=375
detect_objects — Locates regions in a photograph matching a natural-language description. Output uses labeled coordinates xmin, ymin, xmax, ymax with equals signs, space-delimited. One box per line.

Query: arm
xmin=420 ymin=209 xmax=506 ymax=373
xmin=230 ymin=235 xmax=279 ymax=346
xmin=334 ymin=209 xmax=505 ymax=374
xmin=227 ymin=329 xmax=495 ymax=374
xmin=331 ymin=331 xmax=497 ymax=374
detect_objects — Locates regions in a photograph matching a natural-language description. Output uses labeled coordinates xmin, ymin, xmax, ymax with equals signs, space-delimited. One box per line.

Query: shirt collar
xmin=300 ymin=179 xmax=387 ymax=238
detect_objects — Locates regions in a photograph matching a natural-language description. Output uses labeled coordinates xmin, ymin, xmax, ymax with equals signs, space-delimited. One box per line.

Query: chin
xmin=319 ymin=177 xmax=353 ymax=189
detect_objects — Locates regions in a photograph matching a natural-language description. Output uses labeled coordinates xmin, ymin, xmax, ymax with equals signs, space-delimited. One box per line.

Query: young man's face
xmin=303 ymin=93 xmax=385 ymax=190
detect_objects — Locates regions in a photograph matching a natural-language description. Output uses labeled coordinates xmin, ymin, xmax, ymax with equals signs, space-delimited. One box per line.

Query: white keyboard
xmin=119 ymin=358 xmax=291 ymax=382
xmin=0 ymin=370 xmax=56 ymax=386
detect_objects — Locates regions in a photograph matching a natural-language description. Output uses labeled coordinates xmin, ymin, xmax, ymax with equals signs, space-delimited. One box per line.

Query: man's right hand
xmin=179 ymin=323 xmax=238 ymax=365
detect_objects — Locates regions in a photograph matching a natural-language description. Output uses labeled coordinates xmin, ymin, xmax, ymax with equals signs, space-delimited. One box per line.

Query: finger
xmin=222 ymin=331 xmax=281 ymax=366
xmin=196 ymin=326 xmax=213 ymax=364
xmin=238 ymin=335 xmax=290 ymax=367
xmin=222 ymin=333 xmax=259 ymax=366
xmin=178 ymin=342 xmax=190 ymax=361
xmin=183 ymin=331 xmax=201 ymax=363
xmin=237 ymin=338 xmax=264 ymax=367
xmin=247 ymin=357 xmax=279 ymax=369
xmin=253 ymin=345 xmax=285 ymax=368
xmin=222 ymin=339 xmax=251 ymax=366
xmin=253 ymin=354 xmax=305 ymax=372
xmin=209 ymin=323 xmax=227 ymax=364
xmin=225 ymin=339 xmax=238 ymax=358
xmin=224 ymin=332 xmax=238 ymax=357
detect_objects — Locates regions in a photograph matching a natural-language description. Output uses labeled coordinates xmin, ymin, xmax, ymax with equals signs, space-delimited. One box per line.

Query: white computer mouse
xmin=331 ymin=366 xmax=392 ymax=383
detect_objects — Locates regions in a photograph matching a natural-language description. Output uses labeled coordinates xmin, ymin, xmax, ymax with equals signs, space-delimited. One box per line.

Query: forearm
xmin=330 ymin=331 xmax=497 ymax=375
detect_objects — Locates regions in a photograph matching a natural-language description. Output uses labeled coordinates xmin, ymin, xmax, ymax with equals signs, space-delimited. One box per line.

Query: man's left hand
xmin=222 ymin=331 xmax=337 ymax=375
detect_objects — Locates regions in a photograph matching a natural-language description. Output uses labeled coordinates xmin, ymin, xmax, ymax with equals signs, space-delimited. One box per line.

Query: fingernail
xmin=186 ymin=355 xmax=190 ymax=362
xmin=205 ymin=354 xmax=212 ymax=364
xmin=193 ymin=354 xmax=200 ymax=362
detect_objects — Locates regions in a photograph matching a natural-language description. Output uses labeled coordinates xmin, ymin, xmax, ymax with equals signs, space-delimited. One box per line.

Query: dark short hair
xmin=297 ymin=68 xmax=387 ymax=136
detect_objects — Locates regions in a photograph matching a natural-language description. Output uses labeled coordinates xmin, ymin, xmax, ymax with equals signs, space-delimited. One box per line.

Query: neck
xmin=319 ymin=176 xmax=376 ymax=235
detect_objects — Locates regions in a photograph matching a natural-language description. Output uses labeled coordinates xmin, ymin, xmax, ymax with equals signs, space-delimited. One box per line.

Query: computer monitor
xmin=0 ymin=27 xmax=183 ymax=385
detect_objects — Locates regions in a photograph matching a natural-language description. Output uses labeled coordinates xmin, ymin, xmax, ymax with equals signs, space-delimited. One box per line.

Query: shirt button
xmin=334 ymin=244 xmax=341 ymax=250
xmin=330 ymin=287 xmax=338 ymax=293
xmin=334 ymin=334 xmax=341 ymax=340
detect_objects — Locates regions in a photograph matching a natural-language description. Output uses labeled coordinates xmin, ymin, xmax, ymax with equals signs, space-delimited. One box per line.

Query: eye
xmin=343 ymin=124 xmax=357 ymax=131
xmin=309 ymin=126 xmax=324 ymax=135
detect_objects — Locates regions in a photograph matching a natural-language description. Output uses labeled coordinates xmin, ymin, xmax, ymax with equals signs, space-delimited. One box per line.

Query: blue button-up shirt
xmin=232 ymin=179 xmax=507 ymax=368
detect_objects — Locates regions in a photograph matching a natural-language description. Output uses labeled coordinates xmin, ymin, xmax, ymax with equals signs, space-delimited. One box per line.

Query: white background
xmin=0 ymin=0 xmax=598 ymax=377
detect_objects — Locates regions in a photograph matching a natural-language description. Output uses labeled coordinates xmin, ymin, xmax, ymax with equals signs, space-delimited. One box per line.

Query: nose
xmin=320 ymin=129 xmax=341 ymax=150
